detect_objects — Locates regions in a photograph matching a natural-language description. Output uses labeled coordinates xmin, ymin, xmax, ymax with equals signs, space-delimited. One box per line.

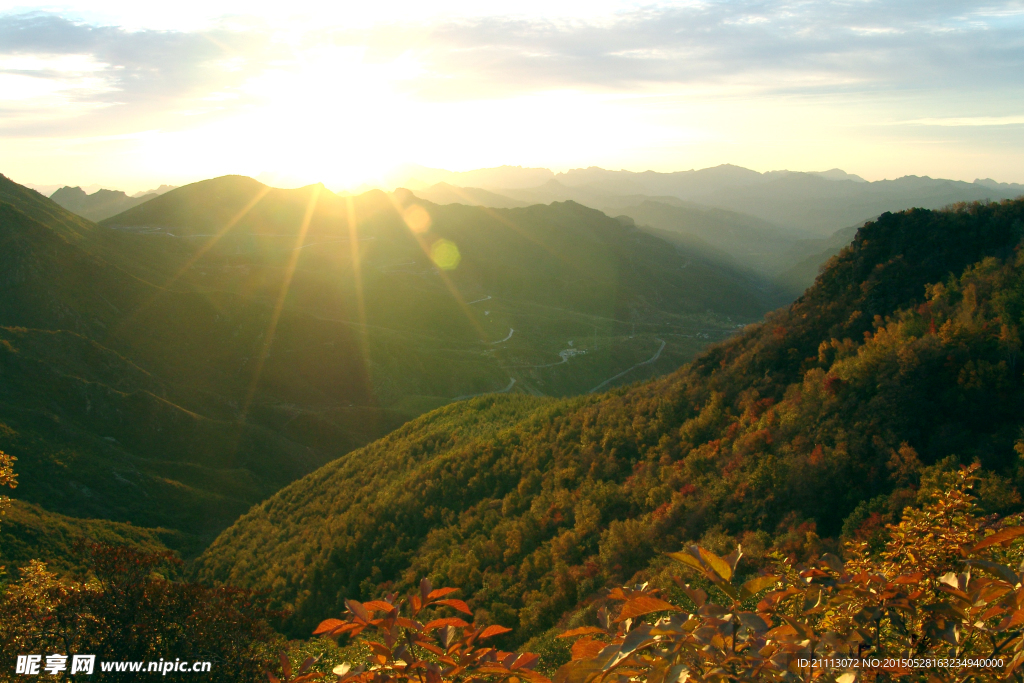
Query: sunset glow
xmin=1 ymin=1 xmax=1022 ymax=191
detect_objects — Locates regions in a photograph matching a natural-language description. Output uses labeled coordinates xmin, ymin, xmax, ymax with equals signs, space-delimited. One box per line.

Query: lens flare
xmin=402 ymin=204 xmax=432 ymax=234
xmin=430 ymin=239 xmax=461 ymax=270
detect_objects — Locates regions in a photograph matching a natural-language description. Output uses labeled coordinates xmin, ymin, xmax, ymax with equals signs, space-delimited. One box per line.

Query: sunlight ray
xmin=166 ymin=185 xmax=273 ymax=289
xmin=241 ymin=184 xmax=322 ymax=418
xmin=105 ymin=184 xmax=273 ymax=343
xmin=385 ymin=191 xmax=492 ymax=345
xmin=345 ymin=194 xmax=374 ymax=395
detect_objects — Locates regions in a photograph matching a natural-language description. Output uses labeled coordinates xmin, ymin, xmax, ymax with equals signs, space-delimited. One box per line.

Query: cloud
xmin=1 ymin=1 xmax=1022 ymax=137
xmin=327 ymin=0 xmax=1024 ymax=99
xmin=0 ymin=12 xmax=279 ymax=135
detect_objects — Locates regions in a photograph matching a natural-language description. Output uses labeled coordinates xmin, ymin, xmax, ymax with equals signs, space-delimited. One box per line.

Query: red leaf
xmin=616 ymin=596 xmax=680 ymax=621
xmin=436 ymin=599 xmax=473 ymax=615
xmin=512 ymin=653 xmax=541 ymax=670
xmin=893 ymin=572 xmax=925 ymax=585
xmin=395 ymin=617 xmax=422 ymax=630
xmin=364 ymin=600 xmax=398 ymax=612
xmin=479 ymin=625 xmax=513 ymax=640
xmin=280 ymin=653 xmax=291 ymax=678
xmin=570 ymin=637 xmax=606 ymax=661
xmin=973 ymin=526 xmax=1024 ymax=551
xmin=427 ymin=587 xmax=459 ymax=600
xmin=313 ymin=618 xmax=346 ymax=636
xmin=346 ymin=599 xmax=370 ymax=622
xmin=424 ymin=618 xmax=470 ymax=630
xmin=557 ymin=627 xmax=607 ymax=639
xmin=413 ymin=640 xmax=445 ymax=656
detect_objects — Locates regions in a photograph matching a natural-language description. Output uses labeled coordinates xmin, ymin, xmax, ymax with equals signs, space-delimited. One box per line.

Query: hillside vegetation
xmin=196 ymin=199 xmax=1024 ymax=650
xmin=0 ymin=172 xmax=770 ymax=560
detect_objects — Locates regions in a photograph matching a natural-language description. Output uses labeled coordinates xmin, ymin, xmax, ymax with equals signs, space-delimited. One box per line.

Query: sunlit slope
xmin=195 ymin=199 xmax=1024 ymax=648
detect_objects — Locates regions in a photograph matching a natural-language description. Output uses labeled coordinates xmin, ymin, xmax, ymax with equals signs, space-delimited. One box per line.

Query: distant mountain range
xmin=400 ymin=164 xmax=1023 ymax=294
xmin=49 ymin=184 xmax=177 ymax=222
xmin=401 ymin=164 xmax=1022 ymax=235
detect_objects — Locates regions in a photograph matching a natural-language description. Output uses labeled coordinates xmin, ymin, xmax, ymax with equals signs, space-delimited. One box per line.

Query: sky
xmin=1 ymin=1 xmax=1022 ymax=193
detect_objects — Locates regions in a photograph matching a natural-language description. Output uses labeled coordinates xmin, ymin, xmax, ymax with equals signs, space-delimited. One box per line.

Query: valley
xmin=0 ymin=172 xmax=771 ymax=558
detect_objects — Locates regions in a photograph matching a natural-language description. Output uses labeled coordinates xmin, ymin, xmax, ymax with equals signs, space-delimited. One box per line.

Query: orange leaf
xmin=427 ymin=587 xmax=460 ymax=600
xmin=557 ymin=627 xmax=607 ymax=639
xmin=436 ymin=599 xmax=473 ymax=615
xmin=479 ymin=625 xmax=513 ymax=639
xmin=998 ymin=610 xmax=1024 ymax=631
xmin=512 ymin=653 xmax=541 ymax=670
xmin=424 ymin=618 xmax=470 ymax=630
xmin=395 ymin=617 xmax=422 ymax=630
xmin=313 ymin=618 xmax=346 ymax=636
xmin=893 ymin=573 xmax=925 ymax=585
xmin=973 ymin=526 xmax=1024 ymax=551
xmin=571 ymin=637 xmax=606 ymax=661
xmin=606 ymin=588 xmax=629 ymax=601
xmin=616 ymin=596 xmax=681 ymax=621
xmin=364 ymin=600 xmax=397 ymax=612
xmin=413 ymin=640 xmax=445 ymax=656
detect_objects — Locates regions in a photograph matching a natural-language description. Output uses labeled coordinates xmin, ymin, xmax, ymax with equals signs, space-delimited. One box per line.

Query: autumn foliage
xmin=0 ymin=542 xmax=282 ymax=681
xmin=274 ymin=579 xmax=549 ymax=683
xmin=311 ymin=466 xmax=1024 ymax=682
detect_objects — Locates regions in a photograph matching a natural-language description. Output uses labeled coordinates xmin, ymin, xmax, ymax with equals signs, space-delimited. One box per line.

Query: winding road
xmin=452 ymin=378 xmax=517 ymax=401
xmin=490 ymin=328 xmax=514 ymax=344
xmin=588 ymin=338 xmax=666 ymax=394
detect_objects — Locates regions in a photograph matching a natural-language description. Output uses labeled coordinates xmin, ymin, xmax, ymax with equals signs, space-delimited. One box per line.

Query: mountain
xmin=50 ymin=186 xmax=158 ymax=222
xmin=694 ymin=173 xmax=1021 ymax=235
xmin=808 ymin=168 xmax=867 ymax=182
xmin=416 ymin=166 xmax=1023 ymax=295
xmin=0 ymin=172 xmax=775 ymax=562
xmin=413 ymin=182 xmax=528 ymax=209
xmin=132 ymin=184 xmax=177 ymax=198
xmin=553 ymin=166 xmax=1023 ymax=235
xmin=195 ymin=198 xmax=1024 ymax=651
xmin=603 ymin=199 xmax=804 ymax=276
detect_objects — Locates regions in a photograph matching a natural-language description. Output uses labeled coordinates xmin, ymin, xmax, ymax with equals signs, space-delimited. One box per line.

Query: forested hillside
xmin=196 ymin=199 xmax=1024 ymax=652
xmin=0 ymin=172 xmax=771 ymax=564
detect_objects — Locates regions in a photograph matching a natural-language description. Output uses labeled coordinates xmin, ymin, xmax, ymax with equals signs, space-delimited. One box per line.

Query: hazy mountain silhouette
xmin=394 ymin=164 xmax=1022 ymax=237
xmin=406 ymin=165 xmax=1022 ymax=296
xmin=552 ymin=165 xmax=1022 ymax=234
xmin=413 ymin=182 xmax=528 ymax=208
xmin=50 ymin=186 xmax=158 ymax=222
